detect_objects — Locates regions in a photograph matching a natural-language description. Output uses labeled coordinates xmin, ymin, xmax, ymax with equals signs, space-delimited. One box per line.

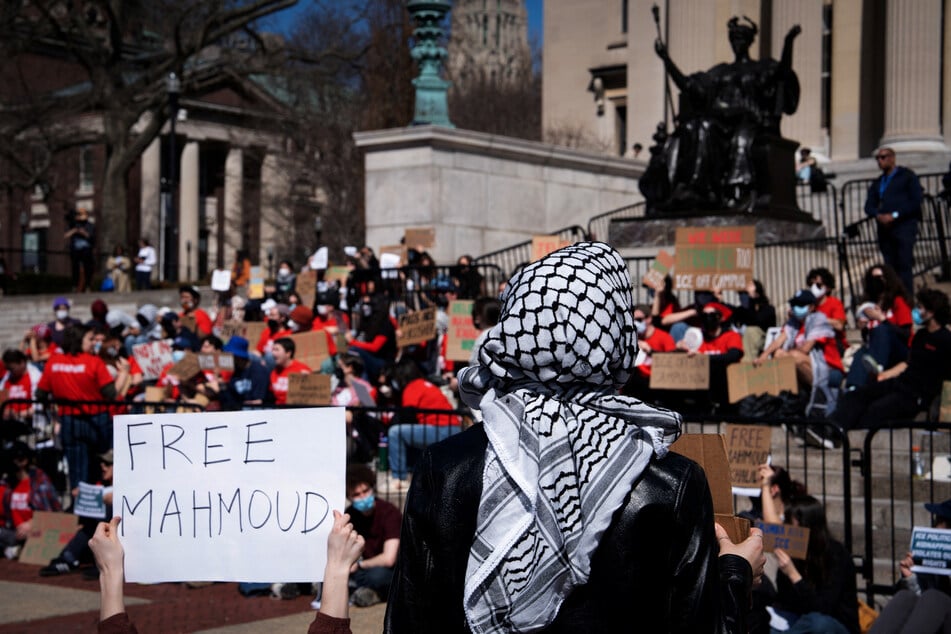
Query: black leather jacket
xmin=384 ymin=424 xmax=751 ymax=633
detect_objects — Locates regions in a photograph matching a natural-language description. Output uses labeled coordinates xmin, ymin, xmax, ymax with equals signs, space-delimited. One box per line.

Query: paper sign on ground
xmin=114 ymin=408 xmax=346 ymax=583
xmin=727 ymin=357 xmax=798 ymax=403
xmin=446 ymin=300 xmax=479 ymax=362
xmin=287 ymin=373 xmax=331 ymax=405
xmin=755 ymin=521 xmax=810 ymax=559
xmin=642 ymin=250 xmax=675 ymax=290
xmin=671 ymin=434 xmax=749 ymax=543
xmin=398 ymin=307 xmax=437 ymax=348
xmin=18 ymin=511 xmax=78 ymax=565
xmin=724 ymin=424 xmax=772 ymax=492
xmin=649 ymin=353 xmax=710 ymax=390
xmin=405 ymin=227 xmax=435 ymax=249
xmin=132 ymin=340 xmax=174 ymax=381
xmin=289 ymin=331 xmax=330 ymax=370
xmin=673 ymin=226 xmax=755 ymax=291
xmin=296 ymin=270 xmax=317 ymax=310
xmin=211 ymin=269 xmax=232 ymax=292
xmin=74 ymin=482 xmax=108 ymax=519
xmin=531 ymin=236 xmax=572 ymax=262
xmin=910 ymin=527 xmax=951 ymax=575
xmin=940 ymin=382 xmax=951 ymax=422
xmin=248 ymin=266 xmax=265 ymax=299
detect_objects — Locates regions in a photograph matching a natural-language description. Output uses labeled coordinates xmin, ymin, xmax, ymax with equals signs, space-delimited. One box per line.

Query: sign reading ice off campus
xmin=113 ymin=408 xmax=345 ymax=583
xmin=673 ymin=226 xmax=755 ymax=291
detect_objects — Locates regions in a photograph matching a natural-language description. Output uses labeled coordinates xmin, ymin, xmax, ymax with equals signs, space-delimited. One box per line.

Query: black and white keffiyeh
xmin=458 ymin=241 xmax=683 ymax=633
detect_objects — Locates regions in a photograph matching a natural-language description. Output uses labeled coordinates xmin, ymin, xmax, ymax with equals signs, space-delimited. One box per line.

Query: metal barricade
xmin=473 ymin=225 xmax=591 ymax=279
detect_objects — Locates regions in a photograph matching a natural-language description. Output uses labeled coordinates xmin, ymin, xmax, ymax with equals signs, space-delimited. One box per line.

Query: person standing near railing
xmin=864 ymin=147 xmax=923 ymax=293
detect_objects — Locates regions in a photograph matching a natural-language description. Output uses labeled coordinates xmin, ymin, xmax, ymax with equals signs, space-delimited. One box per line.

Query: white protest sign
xmin=114 ymin=408 xmax=346 ymax=583
xmin=911 ymin=527 xmax=951 ymax=576
xmin=74 ymin=482 xmax=108 ymax=519
xmin=309 ymin=247 xmax=328 ymax=270
xmin=132 ymin=340 xmax=173 ymax=381
xmin=211 ymin=269 xmax=232 ymax=292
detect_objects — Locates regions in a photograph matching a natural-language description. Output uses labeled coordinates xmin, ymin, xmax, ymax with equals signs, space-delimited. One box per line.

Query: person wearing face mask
xmin=755 ymin=290 xmax=843 ymax=397
xmin=178 ymin=285 xmax=213 ymax=337
xmin=48 ymin=297 xmax=82 ymax=348
xmin=217 ymin=336 xmax=270 ymax=410
xmin=274 ymin=260 xmax=296 ymax=303
xmin=731 ymin=280 xmax=777 ymax=360
xmin=846 ymin=264 xmax=913 ymax=389
xmin=332 ymin=353 xmax=380 ymax=462
xmin=805 ymin=267 xmax=847 ymax=352
xmin=346 ymin=294 xmax=397 ymax=383
xmin=0 ymin=349 xmax=42 ymax=420
xmin=834 ymin=288 xmax=951 ymax=432
xmin=622 ymin=304 xmax=676 ymax=401
xmin=339 ymin=464 xmax=401 ymax=608
xmin=677 ymin=302 xmax=744 ymax=410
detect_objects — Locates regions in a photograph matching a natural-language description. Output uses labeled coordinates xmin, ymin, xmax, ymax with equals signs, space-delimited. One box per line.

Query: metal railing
xmin=472 ymin=225 xmax=591 ymax=279
xmin=587 ymin=201 xmax=646 ymax=243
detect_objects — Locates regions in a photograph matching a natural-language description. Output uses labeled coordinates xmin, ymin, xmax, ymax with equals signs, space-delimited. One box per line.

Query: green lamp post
xmin=407 ymin=0 xmax=454 ymax=127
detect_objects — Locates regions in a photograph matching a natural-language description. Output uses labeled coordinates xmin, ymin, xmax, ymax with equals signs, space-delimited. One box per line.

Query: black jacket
xmin=384 ymin=424 xmax=750 ymax=633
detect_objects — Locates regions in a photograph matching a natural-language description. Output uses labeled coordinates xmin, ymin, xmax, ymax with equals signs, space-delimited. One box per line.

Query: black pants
xmin=833 ymin=378 xmax=924 ymax=430
xmin=71 ymin=249 xmax=94 ymax=291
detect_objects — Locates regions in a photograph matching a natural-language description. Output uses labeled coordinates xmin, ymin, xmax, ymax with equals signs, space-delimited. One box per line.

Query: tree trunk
xmin=100 ymin=153 xmax=129 ymax=253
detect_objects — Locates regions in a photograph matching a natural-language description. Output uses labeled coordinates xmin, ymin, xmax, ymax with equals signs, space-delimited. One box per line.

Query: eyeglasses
xmin=875 ymin=154 xmax=893 ymax=161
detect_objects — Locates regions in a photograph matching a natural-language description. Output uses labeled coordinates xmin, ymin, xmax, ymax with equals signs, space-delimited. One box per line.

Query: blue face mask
xmin=792 ymin=305 xmax=810 ymax=321
xmin=171 ymin=350 xmax=186 ymax=363
xmin=351 ymin=494 xmax=375 ymax=513
xmin=912 ymin=308 xmax=925 ymax=326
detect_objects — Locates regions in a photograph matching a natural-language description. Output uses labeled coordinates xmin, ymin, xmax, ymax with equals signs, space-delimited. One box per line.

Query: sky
xmin=267 ymin=1 xmax=543 ymax=49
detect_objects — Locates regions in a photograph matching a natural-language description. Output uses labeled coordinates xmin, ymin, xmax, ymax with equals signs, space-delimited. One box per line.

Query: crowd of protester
xmin=2 ymin=233 xmax=951 ymax=632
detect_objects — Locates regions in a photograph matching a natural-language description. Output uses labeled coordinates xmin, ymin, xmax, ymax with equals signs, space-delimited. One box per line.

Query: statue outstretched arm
xmin=779 ymin=25 xmax=801 ymax=75
xmin=655 ymin=39 xmax=689 ymax=89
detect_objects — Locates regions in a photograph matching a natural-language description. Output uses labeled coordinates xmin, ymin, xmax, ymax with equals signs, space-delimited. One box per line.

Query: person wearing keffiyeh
xmin=384 ymin=242 xmax=755 ymax=633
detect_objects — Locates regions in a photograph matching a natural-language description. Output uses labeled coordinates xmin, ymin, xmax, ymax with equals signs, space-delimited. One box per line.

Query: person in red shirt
xmin=382 ymin=358 xmax=460 ymax=492
xmin=179 ymin=285 xmax=213 ymax=337
xmin=622 ymin=305 xmax=676 ymax=401
xmin=269 ymin=338 xmax=312 ymax=405
xmin=36 ymin=325 xmax=124 ymax=491
xmin=0 ymin=442 xmax=61 ymax=558
xmin=847 ymin=263 xmax=913 ymax=388
xmin=806 ymin=267 xmax=847 ymax=351
xmin=677 ymin=302 xmax=744 ymax=408
xmin=0 ymin=349 xmax=41 ymax=418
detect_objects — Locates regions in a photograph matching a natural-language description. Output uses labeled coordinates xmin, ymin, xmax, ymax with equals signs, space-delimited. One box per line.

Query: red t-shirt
xmin=793 ymin=324 xmax=844 ymax=372
xmin=402 ymin=378 xmax=458 ymax=426
xmin=637 ymin=328 xmax=676 ymax=378
xmin=2 ymin=371 xmax=34 ymax=413
xmin=886 ymin=296 xmax=913 ymax=327
xmin=181 ymin=308 xmax=213 ymax=337
xmin=698 ymin=330 xmax=744 ymax=356
xmin=10 ymin=478 xmax=32 ymax=527
xmin=311 ymin=315 xmax=339 ymax=357
xmin=38 ymin=352 xmax=114 ymax=414
xmin=817 ymin=295 xmax=847 ymax=348
xmin=269 ymin=360 xmax=312 ymax=405
xmin=257 ymin=328 xmax=293 ymax=355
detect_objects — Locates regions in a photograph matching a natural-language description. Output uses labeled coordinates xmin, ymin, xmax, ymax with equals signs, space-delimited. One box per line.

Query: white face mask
xmin=316 ymin=305 xmax=329 ymax=316
xmin=634 ymin=320 xmax=647 ymax=336
xmin=279 ymin=267 xmax=291 ymax=277
xmin=289 ymin=321 xmax=300 ymax=332
xmin=55 ymin=310 xmax=69 ymax=321
xmin=810 ymin=283 xmax=826 ymax=300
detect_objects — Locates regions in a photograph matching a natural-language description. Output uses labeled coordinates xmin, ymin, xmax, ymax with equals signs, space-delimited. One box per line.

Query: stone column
xmin=139 ymin=138 xmax=161 ymax=244
xmin=944 ymin=0 xmax=951 ymax=148
xmin=668 ymin=0 xmax=717 ymax=77
xmin=829 ymin=0 xmax=863 ymax=160
xmin=880 ymin=0 xmax=946 ymax=152
xmin=626 ymin=0 xmax=667 ymax=151
xmin=223 ymin=146 xmax=243 ymax=268
xmin=771 ymin=0 xmax=824 ymax=152
xmin=179 ymin=140 xmax=200 ymax=282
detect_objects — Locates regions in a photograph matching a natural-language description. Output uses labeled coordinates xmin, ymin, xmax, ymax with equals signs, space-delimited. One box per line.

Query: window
xmin=79 ymin=145 xmax=95 ymax=192
xmin=622 ymin=0 xmax=629 ymax=34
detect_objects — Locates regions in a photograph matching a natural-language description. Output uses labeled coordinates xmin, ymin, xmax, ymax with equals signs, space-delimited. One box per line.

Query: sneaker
xmin=279 ymin=583 xmax=301 ymax=600
xmin=39 ymin=557 xmax=78 ymax=577
xmin=3 ymin=546 xmax=20 ymax=560
xmin=861 ymin=354 xmax=884 ymax=377
xmin=310 ymin=598 xmax=322 ymax=610
xmin=351 ymin=586 xmax=382 ymax=607
xmin=804 ymin=427 xmax=840 ymax=450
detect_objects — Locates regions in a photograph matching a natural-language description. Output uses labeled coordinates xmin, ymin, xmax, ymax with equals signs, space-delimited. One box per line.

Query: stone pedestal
xmin=609 ymin=209 xmax=825 ymax=250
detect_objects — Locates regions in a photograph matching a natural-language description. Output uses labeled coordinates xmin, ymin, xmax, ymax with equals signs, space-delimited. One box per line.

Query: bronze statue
xmin=645 ymin=16 xmax=801 ymax=212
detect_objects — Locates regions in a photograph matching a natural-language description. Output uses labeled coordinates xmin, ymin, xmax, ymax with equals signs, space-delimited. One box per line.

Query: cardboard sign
xmin=296 ymin=269 xmax=317 ymax=310
xmin=398 ymin=307 xmax=437 ymax=348
xmin=74 ymin=482 xmax=108 ymax=519
xmin=673 ymin=226 xmax=755 ymax=291
xmin=132 ymin=340 xmax=174 ymax=381
xmin=755 ymin=521 xmax=810 ymax=560
xmin=649 ymin=353 xmax=710 ymax=390
xmin=309 ymin=247 xmax=328 ymax=271
xmin=248 ymin=266 xmax=265 ymax=299
xmin=940 ymin=382 xmax=951 ymax=422
xmin=198 ymin=353 xmax=235 ymax=376
xmin=243 ymin=322 xmax=267 ymax=351
xmin=168 ymin=352 xmax=202 ymax=382
xmin=211 ymin=269 xmax=232 ymax=292
xmin=727 ymin=357 xmax=798 ymax=404
xmin=379 ymin=245 xmax=405 ymax=267
xmin=910 ymin=527 xmax=951 ymax=575
xmin=446 ymin=300 xmax=479 ymax=362
xmin=405 ymin=227 xmax=436 ymax=249
xmin=671 ymin=434 xmax=749 ymax=543
xmin=114 ymin=408 xmax=345 ymax=583
xmin=289 ymin=331 xmax=330 ymax=370
xmin=180 ymin=313 xmax=197 ymax=334
xmin=723 ymin=424 xmax=772 ymax=491
xmin=286 ymin=373 xmax=332 ymax=405
xmin=642 ymin=250 xmax=675 ymax=290
xmin=325 ymin=266 xmax=350 ymax=287
xmin=18 ymin=511 xmax=79 ymax=565
xmin=531 ymin=235 xmax=572 ymax=262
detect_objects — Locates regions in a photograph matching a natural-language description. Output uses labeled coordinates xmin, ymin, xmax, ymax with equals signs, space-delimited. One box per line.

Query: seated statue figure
xmin=652 ymin=16 xmax=801 ymax=211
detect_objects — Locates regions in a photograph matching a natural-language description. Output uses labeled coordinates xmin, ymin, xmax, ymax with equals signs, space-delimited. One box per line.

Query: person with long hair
xmin=345 ymin=293 xmax=396 ymax=383
xmin=847 ymin=264 xmax=912 ymax=388
xmin=772 ymin=496 xmax=859 ymax=633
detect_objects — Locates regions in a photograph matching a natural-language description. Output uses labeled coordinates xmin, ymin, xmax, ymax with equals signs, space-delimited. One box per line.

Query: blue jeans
xmin=846 ymin=322 xmax=909 ymax=388
xmin=61 ymin=413 xmax=111 ymax=490
xmin=388 ymin=424 xmax=460 ymax=480
xmin=771 ymin=611 xmax=850 ymax=634
xmin=349 ymin=565 xmax=394 ymax=596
